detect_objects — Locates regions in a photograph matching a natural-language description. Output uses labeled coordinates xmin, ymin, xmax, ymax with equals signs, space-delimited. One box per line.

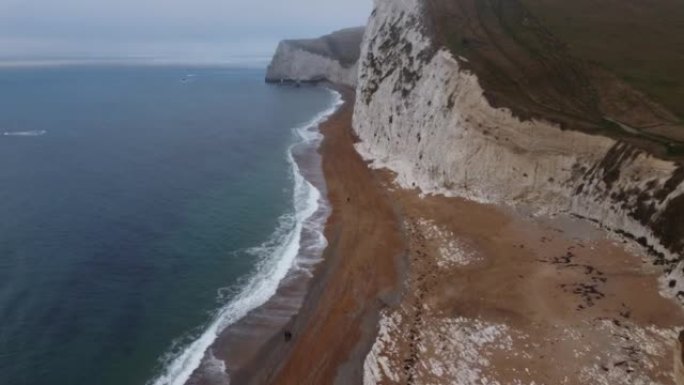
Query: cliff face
xmin=353 ymin=0 xmax=684 ymax=298
xmin=265 ymin=27 xmax=365 ymax=87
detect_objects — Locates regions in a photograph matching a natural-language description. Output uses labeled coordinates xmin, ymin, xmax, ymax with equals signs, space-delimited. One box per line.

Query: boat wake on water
xmin=3 ymin=130 xmax=47 ymax=137
xmin=148 ymin=89 xmax=343 ymax=385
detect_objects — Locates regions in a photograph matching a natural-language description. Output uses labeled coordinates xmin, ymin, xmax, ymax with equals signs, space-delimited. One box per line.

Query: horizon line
xmin=0 ymin=56 xmax=272 ymax=69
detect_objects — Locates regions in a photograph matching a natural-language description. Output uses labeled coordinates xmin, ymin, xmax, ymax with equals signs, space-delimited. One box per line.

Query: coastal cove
xmin=3 ymin=0 xmax=684 ymax=382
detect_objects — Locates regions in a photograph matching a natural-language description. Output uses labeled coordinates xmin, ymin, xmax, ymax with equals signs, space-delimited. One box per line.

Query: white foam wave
xmin=3 ymin=130 xmax=47 ymax=137
xmin=148 ymin=89 xmax=343 ymax=385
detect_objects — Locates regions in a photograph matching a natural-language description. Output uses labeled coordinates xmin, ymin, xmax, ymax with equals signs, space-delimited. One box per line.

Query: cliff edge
xmin=353 ymin=0 xmax=684 ymax=299
xmin=265 ymin=27 xmax=365 ymax=87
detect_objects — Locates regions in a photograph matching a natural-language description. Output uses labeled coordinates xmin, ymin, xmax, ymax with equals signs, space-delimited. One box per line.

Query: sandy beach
xmin=198 ymin=88 xmax=684 ymax=385
xmin=254 ymin=87 xmax=405 ymax=385
xmin=366 ymin=181 xmax=684 ymax=384
xmin=188 ymin=87 xmax=404 ymax=385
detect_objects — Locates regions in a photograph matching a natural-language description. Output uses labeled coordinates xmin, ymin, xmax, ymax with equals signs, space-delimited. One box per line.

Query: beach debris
xmin=413 ymin=218 xmax=479 ymax=268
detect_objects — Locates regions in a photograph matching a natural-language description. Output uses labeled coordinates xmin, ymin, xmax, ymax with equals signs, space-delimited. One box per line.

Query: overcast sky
xmin=0 ymin=0 xmax=371 ymax=63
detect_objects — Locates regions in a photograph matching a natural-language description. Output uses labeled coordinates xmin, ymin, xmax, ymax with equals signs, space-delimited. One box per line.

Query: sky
xmin=0 ymin=0 xmax=371 ymax=63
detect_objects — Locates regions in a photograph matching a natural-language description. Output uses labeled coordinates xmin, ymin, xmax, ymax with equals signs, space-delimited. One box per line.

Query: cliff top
xmin=423 ymin=0 xmax=684 ymax=159
xmin=281 ymin=27 xmax=365 ymax=68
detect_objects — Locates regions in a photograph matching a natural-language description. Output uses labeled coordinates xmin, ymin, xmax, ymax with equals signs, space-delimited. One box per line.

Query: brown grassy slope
xmin=422 ymin=0 xmax=684 ymax=158
xmin=521 ymin=0 xmax=684 ymax=120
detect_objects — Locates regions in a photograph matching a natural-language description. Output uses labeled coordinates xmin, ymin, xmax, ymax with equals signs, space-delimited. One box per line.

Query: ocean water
xmin=0 ymin=65 xmax=337 ymax=385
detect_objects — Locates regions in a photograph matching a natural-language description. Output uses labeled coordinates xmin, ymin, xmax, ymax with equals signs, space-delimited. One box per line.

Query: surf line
xmin=148 ymin=89 xmax=343 ymax=385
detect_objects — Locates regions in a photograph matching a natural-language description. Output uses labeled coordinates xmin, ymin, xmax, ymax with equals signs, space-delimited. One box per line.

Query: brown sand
xmin=365 ymin=183 xmax=684 ymax=384
xmin=199 ymin=89 xmax=684 ymax=385
xmin=262 ymin=87 xmax=405 ymax=384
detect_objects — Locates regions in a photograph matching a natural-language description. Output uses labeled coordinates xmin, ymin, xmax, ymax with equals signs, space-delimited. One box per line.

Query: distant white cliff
xmin=265 ymin=27 xmax=365 ymax=87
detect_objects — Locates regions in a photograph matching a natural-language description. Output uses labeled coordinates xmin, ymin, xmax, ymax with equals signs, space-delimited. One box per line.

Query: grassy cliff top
xmin=423 ymin=0 xmax=684 ymax=158
xmin=521 ymin=0 xmax=684 ymax=120
xmin=284 ymin=27 xmax=365 ymax=68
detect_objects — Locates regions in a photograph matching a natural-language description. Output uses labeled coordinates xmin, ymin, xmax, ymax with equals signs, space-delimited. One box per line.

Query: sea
xmin=0 ymin=64 xmax=339 ymax=385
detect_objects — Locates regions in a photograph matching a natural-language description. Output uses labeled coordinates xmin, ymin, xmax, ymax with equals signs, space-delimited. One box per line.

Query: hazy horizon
xmin=0 ymin=0 xmax=371 ymax=64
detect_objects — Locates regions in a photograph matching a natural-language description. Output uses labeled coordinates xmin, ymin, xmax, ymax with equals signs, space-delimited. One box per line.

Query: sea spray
xmin=148 ymin=89 xmax=343 ymax=385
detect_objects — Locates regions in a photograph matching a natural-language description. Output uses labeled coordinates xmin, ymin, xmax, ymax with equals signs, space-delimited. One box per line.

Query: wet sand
xmin=196 ymin=88 xmax=684 ymax=384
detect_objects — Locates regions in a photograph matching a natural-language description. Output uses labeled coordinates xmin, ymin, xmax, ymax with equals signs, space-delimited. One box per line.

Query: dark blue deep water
xmin=0 ymin=65 xmax=335 ymax=385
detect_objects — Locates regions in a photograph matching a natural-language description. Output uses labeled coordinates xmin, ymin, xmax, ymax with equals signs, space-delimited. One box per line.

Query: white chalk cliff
xmin=266 ymin=27 xmax=364 ymax=87
xmin=352 ymin=0 xmax=684 ymax=299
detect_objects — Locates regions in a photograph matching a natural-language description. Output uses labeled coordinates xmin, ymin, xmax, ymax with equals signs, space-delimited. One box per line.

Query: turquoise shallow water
xmin=0 ymin=65 xmax=335 ymax=385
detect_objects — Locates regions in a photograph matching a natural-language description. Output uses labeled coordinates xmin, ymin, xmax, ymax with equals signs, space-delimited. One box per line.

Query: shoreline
xmin=219 ymin=86 xmax=405 ymax=385
xmin=208 ymin=87 xmax=345 ymax=383
xmin=160 ymin=87 xmax=344 ymax=385
xmin=264 ymin=86 xmax=405 ymax=384
xmin=182 ymin=85 xmax=395 ymax=385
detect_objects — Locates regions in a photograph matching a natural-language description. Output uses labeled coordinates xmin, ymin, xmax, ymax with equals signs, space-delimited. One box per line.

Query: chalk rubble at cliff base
xmin=361 ymin=181 xmax=684 ymax=385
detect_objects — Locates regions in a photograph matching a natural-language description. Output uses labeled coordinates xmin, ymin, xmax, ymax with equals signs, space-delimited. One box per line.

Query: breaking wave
xmin=148 ymin=89 xmax=343 ymax=385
